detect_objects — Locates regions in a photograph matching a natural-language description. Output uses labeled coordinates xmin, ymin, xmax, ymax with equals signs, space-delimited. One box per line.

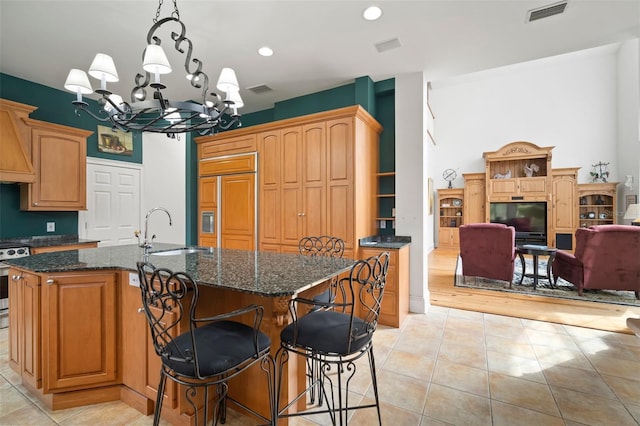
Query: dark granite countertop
xmin=359 ymin=235 xmax=411 ymax=249
xmin=0 ymin=235 xmax=100 ymax=249
xmin=4 ymin=243 xmax=355 ymax=297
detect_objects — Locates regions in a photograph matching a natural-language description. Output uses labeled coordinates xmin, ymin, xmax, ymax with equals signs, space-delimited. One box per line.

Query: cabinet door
xmin=552 ymin=176 xmax=576 ymax=231
xmin=464 ymin=176 xmax=485 ymax=224
xmin=326 ymin=118 xmax=354 ymax=250
xmin=198 ymin=176 xmax=217 ymax=247
xmin=8 ymin=269 xmax=42 ymax=387
xmin=302 ymin=123 xmax=327 ymax=237
xmin=21 ymin=121 xmax=91 ymax=211
xmin=220 ymin=174 xmax=256 ymax=250
xmin=258 ymin=131 xmax=281 ymax=247
xmin=42 ymin=272 xmax=117 ymax=392
xmin=280 ymin=127 xmax=303 ymax=245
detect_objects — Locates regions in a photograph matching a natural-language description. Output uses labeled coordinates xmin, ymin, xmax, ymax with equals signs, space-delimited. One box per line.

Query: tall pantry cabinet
xmin=195 ymin=106 xmax=382 ymax=258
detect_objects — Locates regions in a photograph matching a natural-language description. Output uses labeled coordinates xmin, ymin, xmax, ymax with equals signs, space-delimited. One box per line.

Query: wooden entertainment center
xmin=437 ymin=141 xmax=618 ymax=250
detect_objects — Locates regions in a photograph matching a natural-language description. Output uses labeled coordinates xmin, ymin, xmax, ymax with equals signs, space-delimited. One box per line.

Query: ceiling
xmin=1 ymin=0 xmax=639 ymax=114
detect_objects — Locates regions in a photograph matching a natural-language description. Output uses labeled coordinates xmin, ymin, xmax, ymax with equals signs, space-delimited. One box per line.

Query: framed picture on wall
xmin=626 ymin=194 xmax=638 ymax=210
xmin=97 ymin=125 xmax=133 ymax=155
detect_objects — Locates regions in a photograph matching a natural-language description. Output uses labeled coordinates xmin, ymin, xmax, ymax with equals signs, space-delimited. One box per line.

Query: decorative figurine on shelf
xmin=590 ymin=161 xmax=610 ymax=183
xmin=523 ymin=163 xmax=539 ymax=178
xmin=493 ymin=169 xmax=512 ymax=179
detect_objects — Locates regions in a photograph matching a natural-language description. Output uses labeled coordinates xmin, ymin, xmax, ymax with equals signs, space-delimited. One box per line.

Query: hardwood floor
xmin=428 ymin=247 xmax=640 ymax=334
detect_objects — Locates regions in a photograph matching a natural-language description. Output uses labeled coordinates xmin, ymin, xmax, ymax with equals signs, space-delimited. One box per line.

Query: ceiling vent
xmin=527 ymin=1 xmax=568 ymax=22
xmin=375 ymin=38 xmax=402 ymax=53
xmin=247 ymin=84 xmax=273 ymax=94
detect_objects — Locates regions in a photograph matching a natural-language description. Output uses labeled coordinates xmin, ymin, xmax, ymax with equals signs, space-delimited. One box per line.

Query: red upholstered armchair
xmin=552 ymin=225 xmax=640 ymax=298
xmin=459 ymin=223 xmax=516 ymax=283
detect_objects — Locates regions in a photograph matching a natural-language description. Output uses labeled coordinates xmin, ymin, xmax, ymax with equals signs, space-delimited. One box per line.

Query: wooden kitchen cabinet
xmin=8 ymin=268 xmax=41 ymax=392
xmin=197 ymin=106 xmax=381 ymax=258
xmin=360 ymin=245 xmax=409 ymax=327
xmin=20 ymin=119 xmax=92 ymax=211
xmin=0 ymin=99 xmax=37 ymax=183
xmin=41 ymin=271 xmax=118 ymax=392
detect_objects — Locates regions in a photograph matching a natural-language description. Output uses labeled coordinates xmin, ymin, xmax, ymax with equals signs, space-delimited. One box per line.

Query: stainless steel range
xmin=0 ymin=245 xmax=31 ymax=329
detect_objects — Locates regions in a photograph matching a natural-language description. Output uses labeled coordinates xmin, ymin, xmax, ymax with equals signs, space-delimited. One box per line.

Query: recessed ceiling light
xmin=363 ymin=6 xmax=382 ymax=21
xmin=258 ymin=46 xmax=274 ymax=57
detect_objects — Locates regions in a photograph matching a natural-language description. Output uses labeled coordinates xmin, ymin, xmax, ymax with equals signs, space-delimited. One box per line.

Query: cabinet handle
xmin=137 ymin=307 xmax=144 ymax=313
xmin=46 ymin=279 xmax=55 ymax=285
xmin=12 ymin=275 xmax=22 ymax=280
xmin=33 ymin=202 xmax=38 ymax=206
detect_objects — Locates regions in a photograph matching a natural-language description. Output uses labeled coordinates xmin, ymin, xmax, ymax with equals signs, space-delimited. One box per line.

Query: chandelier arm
xmin=73 ymin=104 xmax=115 ymax=123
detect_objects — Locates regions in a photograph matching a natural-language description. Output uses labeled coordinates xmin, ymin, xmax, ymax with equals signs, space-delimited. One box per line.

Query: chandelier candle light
xmin=64 ymin=0 xmax=242 ymax=137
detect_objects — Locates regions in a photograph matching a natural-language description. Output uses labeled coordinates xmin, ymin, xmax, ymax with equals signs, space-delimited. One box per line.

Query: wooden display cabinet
xmin=551 ymin=168 xmax=579 ymax=249
xmin=577 ymin=183 xmax=618 ymax=228
xmin=483 ymin=141 xmax=553 ymax=204
xmin=438 ymin=188 xmax=464 ymax=248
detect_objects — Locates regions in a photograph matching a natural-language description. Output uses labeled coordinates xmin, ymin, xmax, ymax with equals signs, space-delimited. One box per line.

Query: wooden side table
xmin=516 ymin=245 xmax=557 ymax=290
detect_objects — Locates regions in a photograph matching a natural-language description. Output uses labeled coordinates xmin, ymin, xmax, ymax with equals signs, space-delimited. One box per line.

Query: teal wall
xmin=1 ymin=72 xmax=396 ymax=241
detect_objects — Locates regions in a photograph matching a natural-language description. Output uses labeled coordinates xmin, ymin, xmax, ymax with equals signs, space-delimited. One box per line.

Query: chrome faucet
xmin=135 ymin=207 xmax=173 ymax=255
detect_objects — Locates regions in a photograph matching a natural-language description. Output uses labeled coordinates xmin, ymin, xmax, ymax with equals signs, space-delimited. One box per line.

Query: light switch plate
xmin=46 ymin=222 xmax=55 ymax=232
xmin=129 ymin=273 xmax=140 ymax=287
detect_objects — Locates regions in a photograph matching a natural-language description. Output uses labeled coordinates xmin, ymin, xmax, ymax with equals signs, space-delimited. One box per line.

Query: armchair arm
xmin=554 ymin=250 xmax=582 ymax=267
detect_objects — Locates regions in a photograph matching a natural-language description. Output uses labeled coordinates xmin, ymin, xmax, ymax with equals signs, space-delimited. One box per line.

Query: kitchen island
xmin=6 ymin=243 xmax=355 ymax=425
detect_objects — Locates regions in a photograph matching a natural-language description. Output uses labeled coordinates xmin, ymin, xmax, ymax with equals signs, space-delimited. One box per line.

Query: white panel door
xmin=79 ymin=158 xmax=142 ymax=247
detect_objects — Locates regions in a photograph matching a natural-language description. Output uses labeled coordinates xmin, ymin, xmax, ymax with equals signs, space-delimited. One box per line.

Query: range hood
xmin=0 ymin=99 xmax=36 ymax=183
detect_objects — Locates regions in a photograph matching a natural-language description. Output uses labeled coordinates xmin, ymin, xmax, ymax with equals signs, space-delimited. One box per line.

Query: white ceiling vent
xmin=527 ymin=1 xmax=568 ymax=22
xmin=247 ymin=84 xmax=273 ymax=94
xmin=375 ymin=38 xmax=402 ymax=53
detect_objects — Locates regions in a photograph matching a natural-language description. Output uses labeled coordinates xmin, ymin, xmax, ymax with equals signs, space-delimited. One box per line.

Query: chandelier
xmin=64 ymin=0 xmax=242 ymax=137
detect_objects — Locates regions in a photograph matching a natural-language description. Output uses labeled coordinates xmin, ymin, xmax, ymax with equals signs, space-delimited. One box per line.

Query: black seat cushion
xmin=164 ymin=320 xmax=271 ymax=378
xmin=280 ymin=310 xmax=371 ymax=355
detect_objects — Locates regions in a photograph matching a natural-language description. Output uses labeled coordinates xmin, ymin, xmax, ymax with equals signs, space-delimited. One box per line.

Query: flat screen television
xmin=490 ymin=202 xmax=547 ymax=244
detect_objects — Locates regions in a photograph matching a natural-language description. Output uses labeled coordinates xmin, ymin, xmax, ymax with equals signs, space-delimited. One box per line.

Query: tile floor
xmin=1 ymin=306 xmax=640 ymax=425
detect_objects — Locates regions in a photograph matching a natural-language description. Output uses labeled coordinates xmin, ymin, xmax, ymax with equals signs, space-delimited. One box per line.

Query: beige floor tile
xmin=0 ymin=384 xmax=32 ymax=417
xmin=625 ymin=401 xmax=640 ymax=424
xmin=447 ymin=308 xmax=484 ymax=321
xmin=394 ymin=331 xmax=441 ymax=359
xmin=423 ymin=383 xmax=491 ymax=426
xmin=431 ymin=359 xmax=489 ymax=398
xmin=491 ymin=399 xmax=564 ymax=426
xmin=349 ymin=396 xmax=421 ymax=425
xmin=551 ymin=385 xmax=638 ymax=426
xmin=587 ymin=353 xmax=640 ymax=381
xmin=0 ymin=403 xmax=57 ymax=425
xmin=488 ymin=372 xmax=560 ymax=416
xmin=485 ymin=334 xmax=536 ymax=360
xmin=486 ymin=350 xmax=547 ymax=384
xmin=441 ymin=328 xmax=486 ymax=350
xmin=444 ymin=316 xmax=485 ymax=336
xmin=483 ymin=322 xmax=530 ymax=342
xmin=382 ymin=349 xmax=436 ymax=382
xmin=437 ymin=339 xmax=487 ymax=370
xmin=365 ymin=368 xmax=428 ymax=413
xmin=542 ymin=365 xmax=617 ymax=399
xmin=601 ymin=373 xmax=640 ymax=404
xmin=533 ymin=344 xmax=596 ymax=371
xmin=521 ymin=318 xmax=568 ymax=334
xmin=578 ymin=337 xmax=640 ymax=362
xmin=483 ymin=313 xmax=525 ymax=328
xmin=420 ymin=415 xmax=453 ymax=425
xmin=57 ymin=401 xmax=147 ymax=425
xmin=525 ymin=328 xmax=581 ymax=351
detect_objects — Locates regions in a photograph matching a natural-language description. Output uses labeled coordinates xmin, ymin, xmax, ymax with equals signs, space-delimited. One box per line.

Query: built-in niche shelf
xmin=377 ymin=172 xmax=395 ymax=233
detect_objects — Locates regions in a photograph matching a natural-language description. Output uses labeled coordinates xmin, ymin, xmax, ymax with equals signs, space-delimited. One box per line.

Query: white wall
xmin=395 ymin=72 xmax=430 ymax=314
xmin=616 ymin=38 xmax=640 ymax=223
xmin=429 ymin=43 xmax=622 ymax=189
xmin=142 ymin=133 xmax=186 ymax=245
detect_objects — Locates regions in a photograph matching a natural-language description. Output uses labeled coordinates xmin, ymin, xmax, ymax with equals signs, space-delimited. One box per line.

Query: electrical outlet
xmin=46 ymin=222 xmax=55 ymax=232
xmin=129 ymin=273 xmax=140 ymax=287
